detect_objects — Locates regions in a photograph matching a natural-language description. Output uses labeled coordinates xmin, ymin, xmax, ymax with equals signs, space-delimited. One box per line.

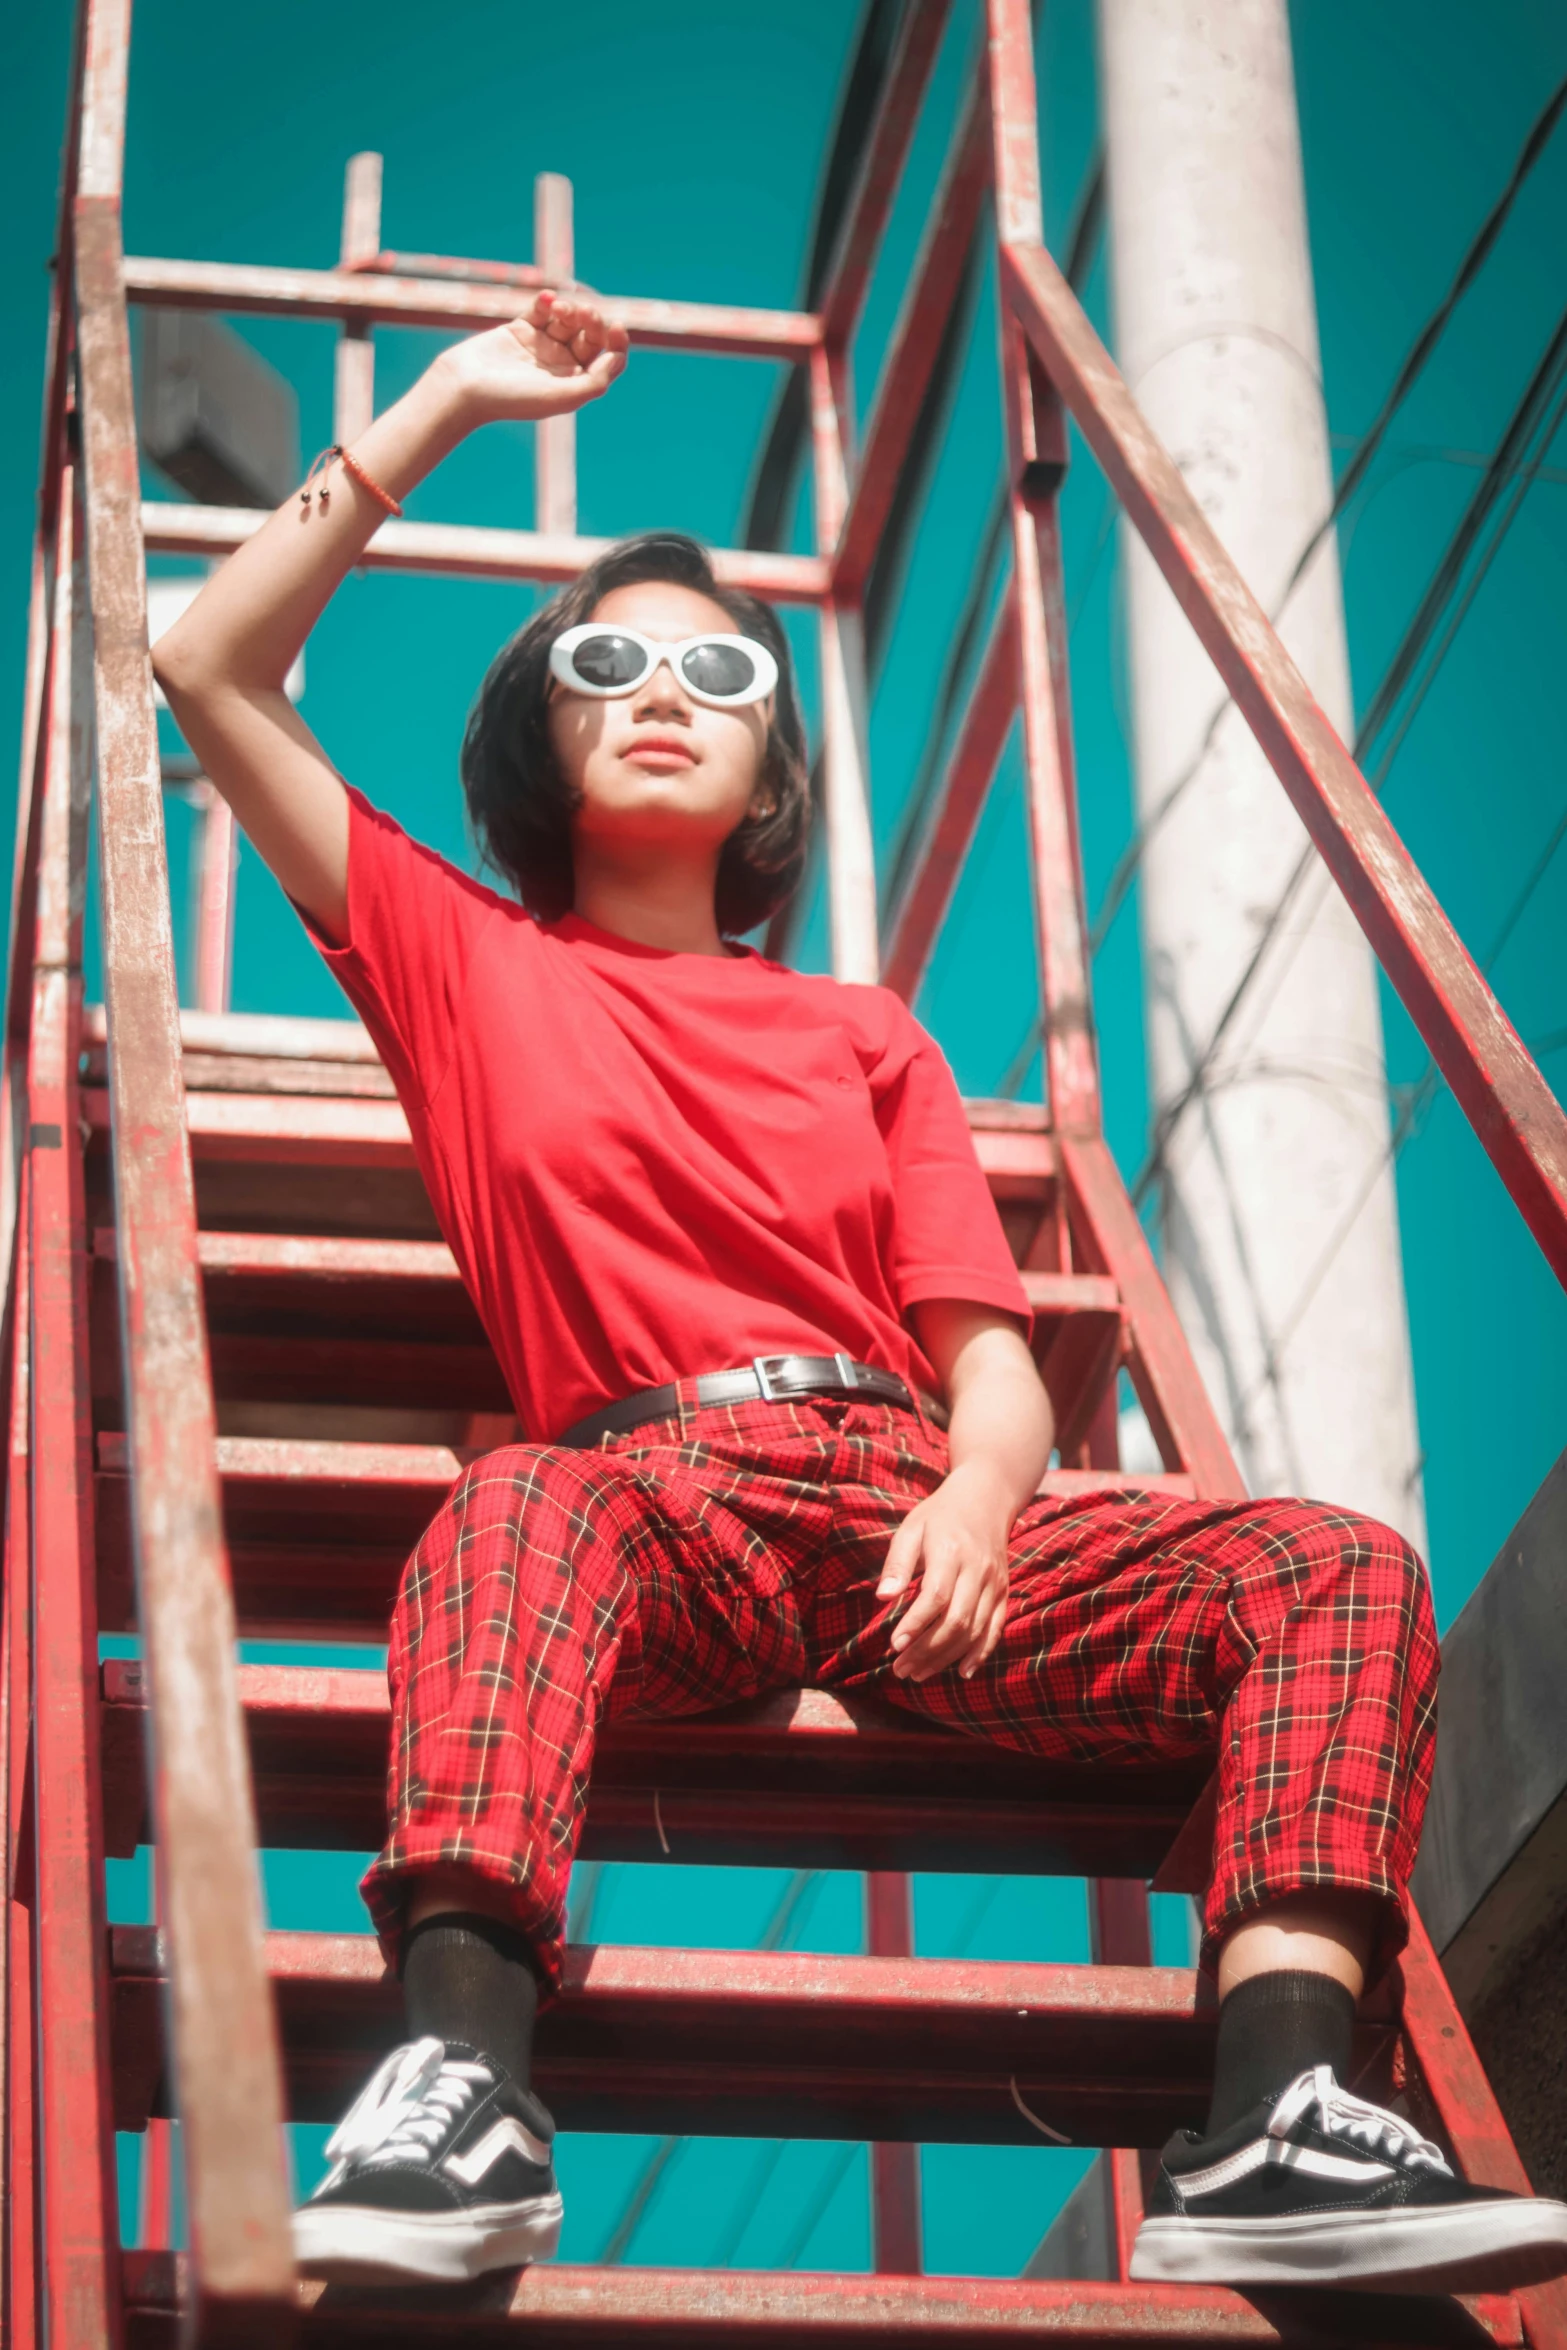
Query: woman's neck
xmin=571 ymin=852 xmax=730 ymax=957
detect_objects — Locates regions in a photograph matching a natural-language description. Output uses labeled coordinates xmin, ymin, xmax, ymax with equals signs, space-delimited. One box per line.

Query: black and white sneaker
xmin=293 ymin=2036 xmax=564 ymax=2283
xmin=1131 ymin=2064 xmax=1567 ymax=2289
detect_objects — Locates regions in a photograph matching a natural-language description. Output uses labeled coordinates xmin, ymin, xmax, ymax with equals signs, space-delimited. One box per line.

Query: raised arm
xmin=151 ymin=294 xmax=628 ymax=943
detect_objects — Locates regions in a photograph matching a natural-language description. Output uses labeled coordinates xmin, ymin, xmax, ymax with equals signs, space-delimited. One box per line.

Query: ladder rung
xmin=94 ymin=1435 xmax=1194 ymax=1641
xmin=82 ymin=1084 xmax=1060 ymax=1184
xmin=111 ymin=1928 xmax=1262 ymax=2145
xmin=99 ymin=1660 xmax=1208 ymax=1878
xmin=118 ymin=2249 xmax=1530 ymax=2346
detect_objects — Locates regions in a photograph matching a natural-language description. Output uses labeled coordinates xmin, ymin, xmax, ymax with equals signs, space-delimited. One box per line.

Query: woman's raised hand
xmin=439 ymin=291 xmax=629 ymax=425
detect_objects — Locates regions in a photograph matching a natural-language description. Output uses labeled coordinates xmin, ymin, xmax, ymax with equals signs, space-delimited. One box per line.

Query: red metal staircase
xmin=8 ymin=0 xmax=1567 ymax=2344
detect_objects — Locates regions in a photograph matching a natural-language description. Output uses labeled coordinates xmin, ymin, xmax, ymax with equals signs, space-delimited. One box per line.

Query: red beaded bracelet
xmin=299 ymin=443 xmax=403 ymax=518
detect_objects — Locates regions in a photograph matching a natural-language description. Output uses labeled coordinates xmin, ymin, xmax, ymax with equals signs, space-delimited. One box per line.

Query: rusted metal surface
xmin=81 ymin=1003 xmax=380 ymax=1062
xmin=865 ymin=1873 xmax=923 ymax=2275
xmin=333 ymin=152 xmax=381 ymax=446
xmin=142 ymin=501 xmax=831 ymax=603
xmin=1061 ymin=1138 xmax=1246 ymax=1499
xmin=113 ymin=1926 xmax=1249 ymax=2146
xmin=834 ymin=71 xmax=991 ymax=601
xmin=1089 ymin=1887 xmax=1154 ymax=2279
xmin=26 ymin=472 xmax=121 ymax=2350
xmin=1397 ymin=1911 xmax=1567 ymax=2346
xmin=988 ymin=8 xmax=1099 ymax=1135
xmin=72 ymin=0 xmax=296 ymax=2326
xmin=99 ymin=1658 xmax=1207 ymax=1875
xmin=534 ymin=174 xmax=577 ymax=535
xmin=83 ymin=1084 xmax=418 ymax=1166
xmin=119 ymin=2250 xmax=1533 ymax=2348
xmin=819 ymin=0 xmax=955 ymax=344
xmin=881 ymin=586 xmax=1017 ymax=1003
xmin=121 ymin=254 xmax=821 ymax=361
xmin=4 ymin=1197 xmax=37 ymax=2350
xmin=998 ymin=223 xmax=1567 ymax=1283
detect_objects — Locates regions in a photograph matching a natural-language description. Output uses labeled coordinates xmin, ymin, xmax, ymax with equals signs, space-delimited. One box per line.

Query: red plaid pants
xmin=362 ymin=1394 xmax=1437 ymax=1990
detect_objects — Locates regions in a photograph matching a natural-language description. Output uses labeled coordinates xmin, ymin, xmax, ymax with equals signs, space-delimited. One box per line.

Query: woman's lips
xmin=625 ymin=737 xmax=696 ymax=769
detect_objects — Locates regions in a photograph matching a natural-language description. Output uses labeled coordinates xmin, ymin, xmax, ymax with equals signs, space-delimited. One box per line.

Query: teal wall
xmin=5 ymin=0 xmax=1565 ymax=2280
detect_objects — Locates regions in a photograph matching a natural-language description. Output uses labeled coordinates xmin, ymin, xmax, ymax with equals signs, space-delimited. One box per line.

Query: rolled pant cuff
xmin=360 ymin=1842 xmax=565 ymax=1993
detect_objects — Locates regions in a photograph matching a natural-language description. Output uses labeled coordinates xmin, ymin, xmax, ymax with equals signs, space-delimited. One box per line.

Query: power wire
xmin=598 ymin=1870 xmax=824 ymax=2267
xmin=1129 ymin=301 xmax=1567 ymax=1209
xmin=1083 ymin=70 xmax=1567 ymax=963
xmin=1222 ymin=797 xmax=1567 ymax=1444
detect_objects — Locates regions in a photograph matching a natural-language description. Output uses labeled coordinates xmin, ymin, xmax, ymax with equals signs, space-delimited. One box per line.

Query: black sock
xmin=1204 ymin=1969 xmax=1356 ymax=2138
xmin=400 ymin=1911 xmax=540 ymax=2091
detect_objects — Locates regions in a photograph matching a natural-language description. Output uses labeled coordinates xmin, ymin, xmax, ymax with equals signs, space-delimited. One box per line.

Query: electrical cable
xmin=781 ymin=2142 xmax=862 ymax=2270
xmin=598 ymin=1870 xmax=824 ymax=2266
xmin=1083 ymin=71 xmax=1567 ymax=962
xmin=1128 ymin=305 xmax=1567 ymax=1208
xmin=1221 ymin=795 xmax=1567 ymax=1446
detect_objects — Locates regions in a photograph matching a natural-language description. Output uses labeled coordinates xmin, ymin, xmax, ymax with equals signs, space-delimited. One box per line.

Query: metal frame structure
xmin=7 ymin=0 xmax=1567 ymax=2342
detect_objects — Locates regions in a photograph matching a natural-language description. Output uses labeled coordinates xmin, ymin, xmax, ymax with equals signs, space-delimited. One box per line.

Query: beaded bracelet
xmin=299 ymin=444 xmax=403 ymax=518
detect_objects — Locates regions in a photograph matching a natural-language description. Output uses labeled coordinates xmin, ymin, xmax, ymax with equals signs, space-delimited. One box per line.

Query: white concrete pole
xmin=1097 ymin=0 xmax=1426 ymax=1545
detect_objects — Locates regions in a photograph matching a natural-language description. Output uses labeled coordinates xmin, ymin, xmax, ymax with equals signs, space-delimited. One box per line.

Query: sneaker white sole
xmin=1131 ymin=2196 xmax=1567 ymax=2287
xmin=293 ymin=2190 xmax=564 ymax=2284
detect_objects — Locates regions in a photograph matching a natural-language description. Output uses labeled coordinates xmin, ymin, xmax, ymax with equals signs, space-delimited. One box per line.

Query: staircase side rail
xmin=69 ymin=0 xmax=296 ymax=2336
xmin=985 ymin=0 xmax=1567 ymax=1288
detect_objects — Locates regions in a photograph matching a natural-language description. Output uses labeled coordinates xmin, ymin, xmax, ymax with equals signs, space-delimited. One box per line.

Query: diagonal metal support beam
xmin=1000 ymin=233 xmax=1567 ymax=1289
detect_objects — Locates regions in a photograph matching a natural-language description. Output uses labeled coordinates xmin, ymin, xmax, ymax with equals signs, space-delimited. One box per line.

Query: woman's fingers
xmin=896 ymin=1556 xmax=991 ymax=1679
xmin=891 ymin=1542 xmax=975 ymax=1675
xmin=957 ymin=1594 xmax=1009 ymax=1681
xmin=877 ymin=1511 xmax=926 ymax=1600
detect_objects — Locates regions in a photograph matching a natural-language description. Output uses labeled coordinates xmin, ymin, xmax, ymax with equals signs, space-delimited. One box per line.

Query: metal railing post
xmin=333 ymin=151 xmax=382 ymax=446
xmin=71 ymin=0 xmax=297 ymax=2334
xmin=534 ymin=172 xmax=577 ymax=536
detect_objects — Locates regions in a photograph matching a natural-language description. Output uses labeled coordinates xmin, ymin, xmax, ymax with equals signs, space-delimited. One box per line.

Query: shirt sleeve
xmin=299 ymin=785 xmax=506 ymax=1108
xmin=866 ymin=992 xmax=1032 ymax=1327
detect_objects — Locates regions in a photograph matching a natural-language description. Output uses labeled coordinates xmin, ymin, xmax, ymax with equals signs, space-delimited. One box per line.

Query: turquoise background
xmin=6 ymin=0 xmax=1565 ymax=2282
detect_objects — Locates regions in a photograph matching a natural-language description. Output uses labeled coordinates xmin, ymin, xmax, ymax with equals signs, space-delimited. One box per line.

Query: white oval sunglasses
xmin=549 ymin=622 xmax=779 ymax=710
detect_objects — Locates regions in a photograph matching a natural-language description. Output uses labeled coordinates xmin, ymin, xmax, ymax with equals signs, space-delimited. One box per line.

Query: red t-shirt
xmin=308 ymin=788 xmax=1030 ymax=1441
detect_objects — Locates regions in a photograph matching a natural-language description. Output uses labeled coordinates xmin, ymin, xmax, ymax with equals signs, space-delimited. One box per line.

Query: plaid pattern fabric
xmin=363 ymin=1394 xmax=1437 ymax=1990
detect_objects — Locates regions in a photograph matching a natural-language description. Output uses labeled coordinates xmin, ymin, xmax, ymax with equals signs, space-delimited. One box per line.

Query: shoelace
xmin=1268 ymin=2063 xmax=1452 ymax=2176
xmin=324 ymin=2037 xmax=494 ymax=2172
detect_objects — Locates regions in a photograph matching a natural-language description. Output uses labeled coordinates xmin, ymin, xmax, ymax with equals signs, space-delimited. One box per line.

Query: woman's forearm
xmin=913 ymin=1301 xmax=1054 ymax=1522
xmin=153 ymin=357 xmax=472 ymax=697
xmin=944 ymin=1340 xmax=1054 ymax=1520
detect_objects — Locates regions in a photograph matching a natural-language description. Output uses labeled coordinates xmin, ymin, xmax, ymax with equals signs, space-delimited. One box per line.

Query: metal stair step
xmin=110 ymin=1929 xmax=1398 ymax=2146
xmin=117 ymin=2250 xmax=1528 ymax=2348
xmin=98 ymin=1658 xmax=1211 ymax=1881
xmin=94 ymin=1434 xmax=1193 ymax=1640
xmin=86 ymin=1225 xmax=1120 ymax=1421
xmin=82 ymin=1070 xmax=1068 ymax=1259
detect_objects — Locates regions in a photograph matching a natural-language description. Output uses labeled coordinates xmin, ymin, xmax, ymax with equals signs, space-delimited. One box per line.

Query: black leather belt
xmin=560 ymin=1353 xmax=921 ymax=1448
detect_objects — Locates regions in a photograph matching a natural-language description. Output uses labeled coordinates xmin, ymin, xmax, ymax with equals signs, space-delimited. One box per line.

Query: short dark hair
xmin=460 ymin=531 xmax=811 ymax=937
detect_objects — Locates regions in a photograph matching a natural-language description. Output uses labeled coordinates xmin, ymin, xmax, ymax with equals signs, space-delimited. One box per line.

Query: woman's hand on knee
xmin=876 ymin=1461 xmax=1012 ymax=1681
xmin=436 ymin=291 xmax=629 ymax=425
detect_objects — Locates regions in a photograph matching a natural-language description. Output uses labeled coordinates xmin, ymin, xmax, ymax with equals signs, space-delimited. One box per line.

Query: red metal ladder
xmin=7 ymin=0 xmax=1567 ymax=2343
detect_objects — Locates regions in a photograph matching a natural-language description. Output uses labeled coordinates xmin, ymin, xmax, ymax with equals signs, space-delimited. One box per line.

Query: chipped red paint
xmin=121 ymin=253 xmax=822 ymax=361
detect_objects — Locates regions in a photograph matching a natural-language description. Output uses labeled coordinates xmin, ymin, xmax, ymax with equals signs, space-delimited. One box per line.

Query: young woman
xmin=153 ymin=293 xmax=1567 ymax=2294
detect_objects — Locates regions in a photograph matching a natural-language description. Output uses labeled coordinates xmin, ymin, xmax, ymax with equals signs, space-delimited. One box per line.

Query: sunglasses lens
xmin=570 ymin=632 xmax=648 ymax=689
xmin=681 ymin=640 xmax=759 ymax=699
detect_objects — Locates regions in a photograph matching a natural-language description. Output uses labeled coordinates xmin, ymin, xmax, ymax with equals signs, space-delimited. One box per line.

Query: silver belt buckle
xmin=752 ymin=1355 xmax=791 ymax=1402
xmin=833 ymin=1351 xmax=863 ymax=1393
